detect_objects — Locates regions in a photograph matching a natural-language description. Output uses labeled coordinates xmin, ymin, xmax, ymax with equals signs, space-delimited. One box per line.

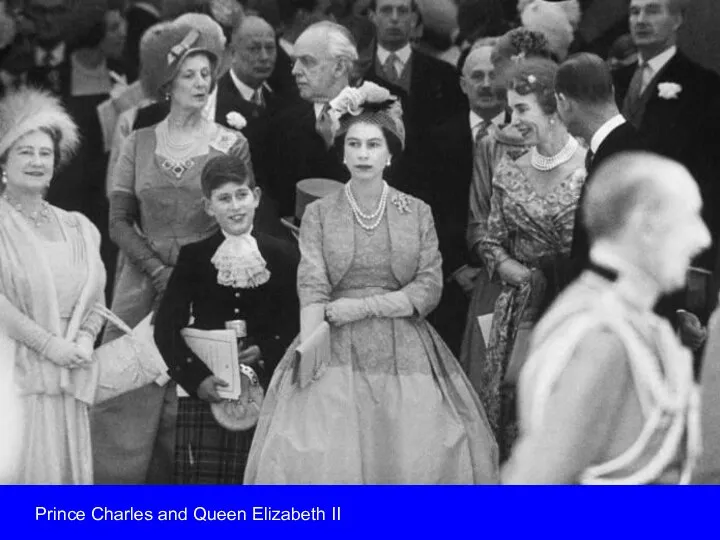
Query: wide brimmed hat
xmin=0 ymin=87 xmax=78 ymax=167
xmin=139 ymin=18 xmax=225 ymax=101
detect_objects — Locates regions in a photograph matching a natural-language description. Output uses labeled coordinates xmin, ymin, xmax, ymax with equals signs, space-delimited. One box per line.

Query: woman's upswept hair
xmin=503 ymin=57 xmax=560 ymax=115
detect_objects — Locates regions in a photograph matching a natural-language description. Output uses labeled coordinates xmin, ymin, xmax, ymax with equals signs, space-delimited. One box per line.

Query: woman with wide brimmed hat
xmin=91 ymin=17 xmax=253 ymax=484
xmin=0 ymin=86 xmax=104 ymax=483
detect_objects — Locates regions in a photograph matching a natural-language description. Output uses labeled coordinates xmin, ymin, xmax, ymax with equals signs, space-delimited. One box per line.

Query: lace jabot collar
xmin=211 ymin=229 xmax=270 ymax=289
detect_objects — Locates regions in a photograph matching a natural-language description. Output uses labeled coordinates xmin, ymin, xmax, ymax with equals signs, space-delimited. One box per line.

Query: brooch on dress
xmin=391 ymin=192 xmax=411 ymax=214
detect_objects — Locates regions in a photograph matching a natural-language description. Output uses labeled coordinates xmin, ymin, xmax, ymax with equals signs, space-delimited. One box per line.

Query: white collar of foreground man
xmin=589 ymin=243 xmax=659 ymax=313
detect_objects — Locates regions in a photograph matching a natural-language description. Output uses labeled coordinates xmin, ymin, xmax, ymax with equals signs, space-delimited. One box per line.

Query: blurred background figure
xmin=519 ymin=0 xmax=575 ymax=62
xmin=123 ymin=0 xmax=161 ymax=82
xmin=45 ymin=0 xmax=128 ymax=303
xmin=606 ymin=33 xmax=638 ymax=70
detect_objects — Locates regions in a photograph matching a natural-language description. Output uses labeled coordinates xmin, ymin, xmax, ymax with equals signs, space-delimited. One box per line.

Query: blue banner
xmin=0 ymin=486 xmax=714 ymax=538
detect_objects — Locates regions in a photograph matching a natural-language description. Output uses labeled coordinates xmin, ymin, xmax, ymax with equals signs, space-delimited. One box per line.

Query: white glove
xmin=43 ymin=336 xmax=92 ymax=369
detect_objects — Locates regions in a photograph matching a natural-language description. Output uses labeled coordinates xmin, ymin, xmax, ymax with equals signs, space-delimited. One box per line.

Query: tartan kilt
xmin=175 ymin=397 xmax=255 ymax=484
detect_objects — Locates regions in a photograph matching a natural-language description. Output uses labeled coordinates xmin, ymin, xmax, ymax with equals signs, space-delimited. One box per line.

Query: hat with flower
xmin=329 ymin=82 xmax=406 ymax=150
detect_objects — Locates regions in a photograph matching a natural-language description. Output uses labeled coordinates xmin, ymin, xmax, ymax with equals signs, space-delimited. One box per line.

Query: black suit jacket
xmin=153 ymin=231 xmax=300 ymax=396
xmin=615 ymin=51 xmax=720 ymax=269
xmin=123 ymin=5 xmax=159 ymax=83
xmin=569 ymin=121 xmax=643 ymax=272
xmin=266 ymin=44 xmax=299 ymax=101
xmin=414 ymin=112 xmax=474 ymax=276
xmin=260 ymin=101 xmax=348 ymax=217
xmin=363 ymin=47 xmax=467 ymax=138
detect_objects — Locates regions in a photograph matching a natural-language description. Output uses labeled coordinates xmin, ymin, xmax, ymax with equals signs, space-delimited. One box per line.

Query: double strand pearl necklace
xmin=2 ymin=193 xmax=51 ymax=227
xmin=345 ymin=181 xmax=389 ymax=232
xmin=162 ymin=118 xmax=208 ymax=162
xmin=530 ymin=136 xmax=579 ymax=171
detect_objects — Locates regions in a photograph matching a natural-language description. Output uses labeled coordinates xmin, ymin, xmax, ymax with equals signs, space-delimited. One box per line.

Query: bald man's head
xmin=584 ymin=151 xmax=710 ymax=292
xmin=231 ymin=15 xmax=277 ymax=88
xmin=584 ymin=152 xmax=695 ymax=241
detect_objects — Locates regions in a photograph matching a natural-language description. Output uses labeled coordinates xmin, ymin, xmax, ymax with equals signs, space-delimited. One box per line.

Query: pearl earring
xmin=1 ymin=170 xmax=6 ymax=185
xmin=386 ymin=159 xmax=392 ymax=167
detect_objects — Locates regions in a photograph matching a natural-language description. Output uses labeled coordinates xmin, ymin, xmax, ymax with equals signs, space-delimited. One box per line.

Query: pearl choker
xmin=345 ymin=181 xmax=389 ymax=232
xmin=530 ymin=137 xmax=579 ymax=171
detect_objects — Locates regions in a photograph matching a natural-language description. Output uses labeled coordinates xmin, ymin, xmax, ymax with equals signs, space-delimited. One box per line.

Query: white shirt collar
xmin=469 ymin=110 xmax=483 ymax=129
xmin=313 ymin=102 xmax=326 ymax=119
xmin=590 ymin=114 xmax=626 ymax=154
xmin=640 ymin=45 xmax=677 ymax=74
xmin=469 ymin=110 xmax=505 ymax=138
xmin=589 ymin=243 xmax=659 ymax=312
xmin=279 ymin=38 xmax=294 ymax=58
xmin=229 ymin=69 xmax=270 ymax=102
xmin=377 ymin=44 xmax=412 ymax=66
xmin=221 ymin=226 xmax=253 ymax=239
xmin=34 ymin=42 xmax=66 ymax=67
xmin=132 ymin=2 xmax=161 ymax=18
xmin=202 ymin=86 xmax=218 ymax=121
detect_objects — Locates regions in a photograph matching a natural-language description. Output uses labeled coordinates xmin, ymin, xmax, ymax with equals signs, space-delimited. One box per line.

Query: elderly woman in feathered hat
xmin=244 ymin=82 xmax=499 ymax=484
xmin=92 ymin=18 xmax=252 ymax=485
xmin=0 ymin=87 xmax=107 ymax=483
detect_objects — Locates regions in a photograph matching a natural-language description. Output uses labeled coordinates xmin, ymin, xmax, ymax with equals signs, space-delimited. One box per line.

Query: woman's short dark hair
xmin=503 ymin=57 xmax=559 ymax=115
xmin=334 ymin=124 xmax=403 ymax=159
xmin=201 ymin=154 xmax=256 ymax=198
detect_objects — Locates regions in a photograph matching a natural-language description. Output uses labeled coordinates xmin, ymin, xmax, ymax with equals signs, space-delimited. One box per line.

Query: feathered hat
xmin=139 ymin=17 xmax=226 ymax=101
xmin=329 ymin=82 xmax=406 ymax=150
xmin=0 ymin=87 xmax=79 ymax=167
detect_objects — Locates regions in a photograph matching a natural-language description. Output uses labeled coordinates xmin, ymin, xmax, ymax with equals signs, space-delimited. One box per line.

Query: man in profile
xmin=503 ymin=152 xmax=709 ymax=484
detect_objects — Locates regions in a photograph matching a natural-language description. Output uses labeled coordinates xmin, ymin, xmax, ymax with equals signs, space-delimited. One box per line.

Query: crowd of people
xmin=1 ymin=0 xmax=719 ymax=485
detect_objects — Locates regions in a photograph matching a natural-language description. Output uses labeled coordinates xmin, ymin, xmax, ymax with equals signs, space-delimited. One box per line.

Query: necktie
xmin=383 ymin=52 xmax=400 ymax=85
xmin=315 ymin=103 xmax=334 ymax=149
xmin=623 ymin=61 xmax=651 ymax=117
xmin=252 ymin=88 xmax=264 ymax=108
xmin=473 ymin=121 xmax=489 ymax=145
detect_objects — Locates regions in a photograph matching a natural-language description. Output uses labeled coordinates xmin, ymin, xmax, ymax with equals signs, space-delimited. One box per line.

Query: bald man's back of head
xmin=583 ymin=152 xmax=696 ymax=243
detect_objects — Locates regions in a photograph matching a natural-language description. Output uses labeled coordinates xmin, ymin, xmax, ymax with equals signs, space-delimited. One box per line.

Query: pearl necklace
xmin=530 ymin=137 xmax=579 ymax=171
xmin=345 ymin=181 xmax=389 ymax=232
xmin=3 ymin=193 xmax=51 ymax=227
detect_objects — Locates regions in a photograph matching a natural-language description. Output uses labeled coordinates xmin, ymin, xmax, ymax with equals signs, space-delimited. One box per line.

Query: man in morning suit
xmin=556 ymin=50 xmax=707 ymax=357
xmin=613 ymin=0 xmax=720 ymax=357
xmin=614 ymin=0 xmax=720 ymax=275
xmin=364 ymin=0 xmax=466 ymax=136
xmin=555 ymin=52 xmax=644 ymax=275
xmin=259 ymin=21 xmax=357 ymax=218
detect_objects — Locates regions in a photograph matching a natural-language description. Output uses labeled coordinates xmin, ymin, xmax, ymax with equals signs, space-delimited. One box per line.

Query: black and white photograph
xmin=1 ymin=0 xmax=720 ymax=486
